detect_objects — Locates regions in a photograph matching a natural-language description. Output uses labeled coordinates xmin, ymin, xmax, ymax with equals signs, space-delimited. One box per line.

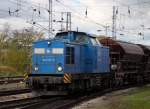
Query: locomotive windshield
xmin=55 ymin=31 xmax=99 ymax=45
xmin=55 ymin=34 xmax=66 ymax=39
xmin=74 ymin=34 xmax=89 ymax=44
xmin=55 ymin=32 xmax=89 ymax=44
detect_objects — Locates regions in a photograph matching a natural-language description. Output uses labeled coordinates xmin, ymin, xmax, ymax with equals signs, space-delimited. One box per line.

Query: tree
xmin=0 ymin=23 xmax=11 ymax=65
xmin=0 ymin=24 xmax=45 ymax=76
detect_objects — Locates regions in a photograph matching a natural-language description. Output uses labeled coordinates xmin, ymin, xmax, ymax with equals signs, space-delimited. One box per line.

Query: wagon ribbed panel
xmin=117 ymin=41 xmax=144 ymax=55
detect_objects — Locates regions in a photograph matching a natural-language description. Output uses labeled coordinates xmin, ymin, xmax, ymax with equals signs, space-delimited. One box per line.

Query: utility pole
xmin=16 ymin=0 xmax=19 ymax=16
xmin=60 ymin=12 xmax=64 ymax=32
xmin=66 ymin=12 xmax=71 ymax=31
xmin=48 ymin=0 xmax=53 ymax=38
xmin=105 ymin=25 xmax=109 ymax=36
xmin=58 ymin=12 xmax=72 ymax=32
xmin=112 ymin=6 xmax=117 ymax=39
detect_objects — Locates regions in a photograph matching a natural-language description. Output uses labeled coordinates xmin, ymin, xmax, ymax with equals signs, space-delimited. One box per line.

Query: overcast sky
xmin=0 ymin=0 xmax=150 ymax=44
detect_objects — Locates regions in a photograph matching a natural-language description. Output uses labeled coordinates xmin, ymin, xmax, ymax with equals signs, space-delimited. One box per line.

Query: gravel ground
xmin=0 ymin=82 xmax=31 ymax=102
xmin=0 ymin=93 xmax=33 ymax=102
xmin=71 ymin=88 xmax=137 ymax=109
xmin=0 ymin=82 xmax=26 ymax=91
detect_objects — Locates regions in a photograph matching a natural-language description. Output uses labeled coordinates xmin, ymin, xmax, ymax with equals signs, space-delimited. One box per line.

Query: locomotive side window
xmin=90 ymin=38 xmax=99 ymax=45
xmin=66 ymin=47 xmax=75 ymax=64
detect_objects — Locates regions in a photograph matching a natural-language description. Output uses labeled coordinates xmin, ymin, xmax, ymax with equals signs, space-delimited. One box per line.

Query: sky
xmin=0 ymin=0 xmax=150 ymax=45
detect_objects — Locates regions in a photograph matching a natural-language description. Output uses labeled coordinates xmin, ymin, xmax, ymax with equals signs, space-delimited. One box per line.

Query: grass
xmin=104 ymin=86 xmax=150 ymax=109
xmin=90 ymin=86 xmax=150 ymax=109
xmin=0 ymin=72 xmax=23 ymax=77
xmin=121 ymin=86 xmax=150 ymax=109
xmin=0 ymin=66 xmax=24 ymax=77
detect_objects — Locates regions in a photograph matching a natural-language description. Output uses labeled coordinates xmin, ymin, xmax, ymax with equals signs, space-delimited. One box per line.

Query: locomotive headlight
xmin=57 ymin=66 xmax=63 ymax=72
xmin=48 ymin=41 xmax=51 ymax=45
xmin=34 ymin=67 xmax=38 ymax=71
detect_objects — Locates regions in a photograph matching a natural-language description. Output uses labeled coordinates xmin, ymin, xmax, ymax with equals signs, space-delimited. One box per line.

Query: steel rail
xmin=0 ymin=88 xmax=31 ymax=96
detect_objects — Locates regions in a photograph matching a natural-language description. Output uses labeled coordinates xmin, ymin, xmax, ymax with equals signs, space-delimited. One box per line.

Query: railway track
xmin=17 ymin=90 xmax=112 ymax=109
xmin=0 ymin=96 xmax=63 ymax=109
xmin=43 ymin=90 xmax=112 ymax=109
xmin=0 ymin=88 xmax=31 ymax=96
xmin=0 ymin=96 xmax=41 ymax=109
xmin=0 ymin=76 xmax=24 ymax=84
xmin=0 ymin=85 xmax=146 ymax=109
xmin=23 ymin=85 xmax=141 ymax=109
xmin=0 ymin=89 xmax=104 ymax=109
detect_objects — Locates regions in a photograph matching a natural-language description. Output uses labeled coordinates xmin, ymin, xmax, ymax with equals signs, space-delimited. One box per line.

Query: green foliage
xmin=0 ymin=24 xmax=44 ymax=76
xmin=5 ymin=48 xmax=30 ymax=73
xmin=88 ymin=86 xmax=150 ymax=109
xmin=103 ymin=86 xmax=150 ymax=109
xmin=121 ymin=86 xmax=150 ymax=109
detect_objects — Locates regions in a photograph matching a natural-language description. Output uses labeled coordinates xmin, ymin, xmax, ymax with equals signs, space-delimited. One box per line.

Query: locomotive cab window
xmin=75 ymin=35 xmax=89 ymax=44
xmin=66 ymin=47 xmax=75 ymax=64
xmin=55 ymin=34 xmax=66 ymax=39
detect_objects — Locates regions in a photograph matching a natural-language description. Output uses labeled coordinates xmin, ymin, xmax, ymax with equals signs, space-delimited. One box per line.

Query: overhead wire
xmin=74 ymin=0 xmax=150 ymax=37
xmin=6 ymin=0 xmax=49 ymax=33
xmin=9 ymin=0 xmax=111 ymax=33
xmin=56 ymin=0 xmax=123 ymax=37
xmin=118 ymin=0 xmax=150 ymax=39
xmin=70 ymin=0 xmax=127 ymax=36
xmin=4 ymin=0 xmax=150 ymax=38
xmin=55 ymin=0 xmax=106 ymax=28
xmin=8 ymin=0 xmax=49 ymax=21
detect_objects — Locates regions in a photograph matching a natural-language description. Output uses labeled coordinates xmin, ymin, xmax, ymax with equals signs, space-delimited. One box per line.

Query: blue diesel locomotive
xmin=27 ymin=31 xmax=110 ymax=95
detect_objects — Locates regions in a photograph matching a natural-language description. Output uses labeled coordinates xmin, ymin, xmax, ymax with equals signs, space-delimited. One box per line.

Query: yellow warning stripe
xmin=24 ymin=76 xmax=28 ymax=81
xmin=64 ymin=79 xmax=70 ymax=83
xmin=65 ymin=74 xmax=71 ymax=79
xmin=63 ymin=73 xmax=72 ymax=83
xmin=23 ymin=73 xmax=28 ymax=81
xmin=64 ymin=76 xmax=71 ymax=83
xmin=24 ymin=73 xmax=27 ymax=77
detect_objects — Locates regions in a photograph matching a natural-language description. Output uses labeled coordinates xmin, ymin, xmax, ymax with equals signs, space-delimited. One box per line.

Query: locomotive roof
xmin=33 ymin=31 xmax=97 ymax=44
xmin=56 ymin=31 xmax=96 ymax=38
